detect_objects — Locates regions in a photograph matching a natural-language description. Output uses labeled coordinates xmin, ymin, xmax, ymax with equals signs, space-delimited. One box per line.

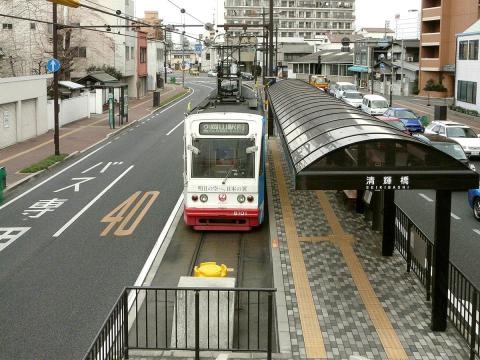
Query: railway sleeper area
xmin=124 ymin=213 xmax=276 ymax=358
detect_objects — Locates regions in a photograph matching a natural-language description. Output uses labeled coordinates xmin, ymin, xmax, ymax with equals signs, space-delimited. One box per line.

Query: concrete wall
xmin=47 ymin=93 xmax=90 ymax=129
xmin=0 ymin=75 xmax=51 ymax=149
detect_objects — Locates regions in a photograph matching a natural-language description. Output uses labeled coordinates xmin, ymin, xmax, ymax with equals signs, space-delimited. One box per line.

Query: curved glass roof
xmin=267 ymin=80 xmax=478 ymax=190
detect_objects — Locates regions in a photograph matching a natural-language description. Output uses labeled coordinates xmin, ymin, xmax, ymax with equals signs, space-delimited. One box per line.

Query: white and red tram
xmin=183 ymin=109 xmax=266 ymax=231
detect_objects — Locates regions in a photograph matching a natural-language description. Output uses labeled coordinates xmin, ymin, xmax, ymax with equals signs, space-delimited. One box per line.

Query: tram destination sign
xmin=199 ymin=122 xmax=249 ymax=136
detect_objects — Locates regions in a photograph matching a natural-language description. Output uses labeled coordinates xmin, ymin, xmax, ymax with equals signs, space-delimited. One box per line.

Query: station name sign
xmin=199 ymin=122 xmax=249 ymax=136
xmin=365 ymin=175 xmax=410 ymax=190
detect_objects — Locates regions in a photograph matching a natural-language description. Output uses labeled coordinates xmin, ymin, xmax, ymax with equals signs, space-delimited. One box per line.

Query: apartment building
xmin=419 ymin=0 xmax=480 ymax=97
xmin=224 ymin=0 xmax=355 ymax=40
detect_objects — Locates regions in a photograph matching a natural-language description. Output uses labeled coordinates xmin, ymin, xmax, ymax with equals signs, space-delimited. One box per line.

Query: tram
xmin=183 ymin=39 xmax=266 ymax=231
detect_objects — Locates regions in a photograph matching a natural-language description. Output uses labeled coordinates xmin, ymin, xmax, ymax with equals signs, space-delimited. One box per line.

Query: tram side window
xmin=191 ymin=138 xmax=255 ymax=178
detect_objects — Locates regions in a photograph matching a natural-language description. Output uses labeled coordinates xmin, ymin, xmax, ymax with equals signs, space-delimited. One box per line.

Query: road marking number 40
xmin=101 ymin=191 xmax=159 ymax=237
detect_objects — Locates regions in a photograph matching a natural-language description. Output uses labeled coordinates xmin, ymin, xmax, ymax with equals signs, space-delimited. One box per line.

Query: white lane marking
xmin=166 ymin=120 xmax=184 ymax=136
xmin=133 ymin=193 xmax=183 ymax=287
xmin=419 ymin=193 xmax=434 ymax=202
xmin=135 ymin=124 xmax=140 ymax=128
xmin=53 ymin=177 xmax=95 ymax=193
xmin=0 ymin=227 xmax=30 ymax=253
xmin=216 ymin=355 xmax=229 ymax=360
xmin=81 ymin=162 xmax=103 ymax=174
xmin=114 ymin=136 xmax=120 ymax=140
xmin=474 ymin=229 xmax=480 ymax=236
xmin=191 ymin=82 xmax=215 ymax=90
xmin=128 ymin=128 xmax=134 ymax=132
xmin=100 ymin=161 xmax=112 ymax=173
xmin=52 ymin=165 xmax=134 ymax=238
xmin=0 ymin=143 xmax=111 ymax=211
xmin=451 ymin=212 xmax=461 ymax=220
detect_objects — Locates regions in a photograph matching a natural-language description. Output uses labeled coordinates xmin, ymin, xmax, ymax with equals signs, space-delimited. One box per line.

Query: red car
xmin=375 ymin=115 xmax=411 ymax=135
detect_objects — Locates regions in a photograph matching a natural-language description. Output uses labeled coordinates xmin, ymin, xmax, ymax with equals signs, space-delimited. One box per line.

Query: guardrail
xmin=83 ymin=287 xmax=276 ymax=360
xmin=395 ymin=206 xmax=479 ymax=360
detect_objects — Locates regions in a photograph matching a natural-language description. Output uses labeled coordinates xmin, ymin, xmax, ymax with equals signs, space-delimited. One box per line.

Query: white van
xmin=361 ymin=94 xmax=389 ymax=115
xmin=333 ymin=82 xmax=357 ymax=98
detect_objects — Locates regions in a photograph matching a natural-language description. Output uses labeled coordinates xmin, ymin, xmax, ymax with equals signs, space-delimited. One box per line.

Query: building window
xmin=469 ymin=40 xmax=479 ymax=60
xmin=459 ymin=41 xmax=468 ymax=60
xmin=131 ymin=46 xmax=135 ymax=60
xmin=140 ymin=47 xmax=147 ymax=63
xmin=71 ymin=47 xmax=86 ymax=58
xmin=2 ymin=23 xmax=13 ymax=30
xmin=457 ymin=80 xmax=477 ymax=104
xmin=125 ymin=46 xmax=130 ymax=60
xmin=30 ymin=23 xmax=36 ymax=30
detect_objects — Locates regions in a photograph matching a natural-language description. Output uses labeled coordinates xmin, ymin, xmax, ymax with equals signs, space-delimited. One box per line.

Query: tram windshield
xmin=191 ymin=138 xmax=256 ymax=178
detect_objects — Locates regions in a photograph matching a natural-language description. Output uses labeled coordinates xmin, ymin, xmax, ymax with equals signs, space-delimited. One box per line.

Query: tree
xmin=423 ymin=79 xmax=447 ymax=92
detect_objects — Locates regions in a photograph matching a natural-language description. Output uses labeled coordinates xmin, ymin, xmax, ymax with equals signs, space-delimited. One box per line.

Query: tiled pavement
xmin=268 ymin=138 xmax=470 ymax=360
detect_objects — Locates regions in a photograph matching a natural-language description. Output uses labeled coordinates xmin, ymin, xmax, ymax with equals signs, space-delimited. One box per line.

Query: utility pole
xmin=262 ymin=8 xmax=266 ymax=84
xmin=268 ymin=0 xmax=274 ymax=77
xmin=275 ymin=25 xmax=278 ymax=76
xmin=164 ymin=28 xmax=168 ymax=87
xmin=52 ymin=3 xmax=60 ymax=156
xmin=181 ymin=8 xmax=186 ymax=89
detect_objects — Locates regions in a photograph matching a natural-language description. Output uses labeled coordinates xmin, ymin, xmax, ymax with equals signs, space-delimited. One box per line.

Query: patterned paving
xmin=268 ymin=138 xmax=471 ymax=360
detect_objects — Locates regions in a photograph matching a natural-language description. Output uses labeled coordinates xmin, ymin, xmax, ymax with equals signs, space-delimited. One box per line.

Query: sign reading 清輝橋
xmin=199 ymin=122 xmax=249 ymax=136
xmin=365 ymin=175 xmax=410 ymax=190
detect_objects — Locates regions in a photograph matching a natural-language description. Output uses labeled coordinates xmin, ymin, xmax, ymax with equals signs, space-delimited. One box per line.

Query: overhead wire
xmin=166 ymin=0 xmax=206 ymax=25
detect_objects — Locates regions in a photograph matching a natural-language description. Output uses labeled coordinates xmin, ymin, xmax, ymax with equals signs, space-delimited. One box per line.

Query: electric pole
xmin=268 ymin=0 xmax=274 ymax=77
xmin=53 ymin=3 xmax=60 ymax=155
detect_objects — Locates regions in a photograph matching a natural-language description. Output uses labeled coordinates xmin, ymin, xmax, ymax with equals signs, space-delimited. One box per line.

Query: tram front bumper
xmin=184 ymin=207 xmax=260 ymax=230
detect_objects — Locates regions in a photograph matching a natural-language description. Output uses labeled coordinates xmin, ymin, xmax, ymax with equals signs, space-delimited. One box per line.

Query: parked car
xmin=413 ymin=133 xmax=475 ymax=170
xmin=468 ymin=188 xmax=480 ymax=221
xmin=333 ymin=82 xmax=357 ymax=98
xmin=207 ymin=70 xmax=217 ymax=77
xmin=240 ymin=72 xmax=254 ymax=80
xmin=383 ymin=107 xmax=424 ymax=133
xmin=361 ymin=94 xmax=389 ymax=115
xmin=327 ymin=83 xmax=337 ymax=96
xmin=161 ymin=67 xmax=173 ymax=74
xmin=424 ymin=121 xmax=480 ymax=158
xmin=375 ymin=115 xmax=411 ymax=135
xmin=341 ymin=90 xmax=363 ymax=108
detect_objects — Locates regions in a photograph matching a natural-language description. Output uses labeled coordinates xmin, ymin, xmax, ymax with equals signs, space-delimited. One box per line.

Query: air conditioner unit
xmin=407 ymin=56 xmax=414 ymax=62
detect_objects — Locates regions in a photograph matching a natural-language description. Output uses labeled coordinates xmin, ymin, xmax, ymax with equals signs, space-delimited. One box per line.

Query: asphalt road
xmin=0 ymin=77 xmax=216 ymax=360
xmin=395 ymin=180 xmax=480 ymax=289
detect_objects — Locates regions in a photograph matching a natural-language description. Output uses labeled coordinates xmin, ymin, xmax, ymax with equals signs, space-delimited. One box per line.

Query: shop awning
xmin=348 ymin=65 xmax=369 ymax=73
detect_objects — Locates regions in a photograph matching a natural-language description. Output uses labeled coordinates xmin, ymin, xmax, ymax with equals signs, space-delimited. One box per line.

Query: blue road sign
xmin=46 ymin=58 xmax=61 ymax=73
xmin=195 ymin=43 xmax=202 ymax=54
xmin=379 ymin=63 xmax=385 ymax=73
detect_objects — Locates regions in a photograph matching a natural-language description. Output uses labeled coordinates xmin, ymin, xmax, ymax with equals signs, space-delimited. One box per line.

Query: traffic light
xmin=46 ymin=0 xmax=80 ymax=8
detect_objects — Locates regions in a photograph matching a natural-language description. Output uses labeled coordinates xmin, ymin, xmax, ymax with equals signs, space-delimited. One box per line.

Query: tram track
xmin=187 ymin=231 xmax=247 ymax=287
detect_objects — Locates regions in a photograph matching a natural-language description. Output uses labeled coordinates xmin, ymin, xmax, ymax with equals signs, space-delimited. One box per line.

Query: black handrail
xmin=394 ymin=205 xmax=479 ymax=360
xmin=83 ymin=287 xmax=276 ymax=360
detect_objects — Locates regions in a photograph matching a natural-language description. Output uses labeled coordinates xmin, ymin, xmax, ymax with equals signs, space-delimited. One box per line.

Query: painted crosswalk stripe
xmin=474 ymin=229 xmax=480 ymax=236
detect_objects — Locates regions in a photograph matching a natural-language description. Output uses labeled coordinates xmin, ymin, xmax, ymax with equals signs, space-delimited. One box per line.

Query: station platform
xmin=129 ymin=137 xmax=471 ymax=360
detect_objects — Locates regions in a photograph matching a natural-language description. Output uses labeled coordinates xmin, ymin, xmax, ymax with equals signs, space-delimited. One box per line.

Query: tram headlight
xmin=200 ymin=194 xmax=208 ymax=203
xmin=237 ymin=194 xmax=246 ymax=203
xmin=191 ymin=195 xmax=198 ymax=201
xmin=247 ymin=195 xmax=254 ymax=202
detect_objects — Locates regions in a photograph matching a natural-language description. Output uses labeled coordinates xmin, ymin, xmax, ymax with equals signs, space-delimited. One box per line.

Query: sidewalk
xmin=0 ymin=84 xmax=187 ymax=189
xmin=267 ymin=138 xmax=470 ymax=359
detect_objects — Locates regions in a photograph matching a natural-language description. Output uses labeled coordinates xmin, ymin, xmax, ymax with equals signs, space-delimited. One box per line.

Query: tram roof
xmin=190 ymin=84 xmax=263 ymax=116
xmin=267 ymin=79 xmax=478 ymax=190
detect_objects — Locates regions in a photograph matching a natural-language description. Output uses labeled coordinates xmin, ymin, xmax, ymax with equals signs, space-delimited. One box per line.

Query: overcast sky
xmin=135 ymin=0 xmax=421 ymax=39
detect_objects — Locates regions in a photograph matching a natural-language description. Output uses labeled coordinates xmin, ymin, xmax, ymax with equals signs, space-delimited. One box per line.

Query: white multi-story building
xmin=224 ymin=0 xmax=355 ymax=40
xmin=455 ymin=20 xmax=480 ymax=112
xmin=0 ymin=0 xmax=51 ymax=78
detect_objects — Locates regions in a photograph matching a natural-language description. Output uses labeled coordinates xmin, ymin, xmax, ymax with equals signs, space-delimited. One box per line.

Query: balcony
xmin=420 ymin=58 xmax=440 ymax=69
xmin=422 ymin=6 xmax=441 ymax=20
xmin=421 ymin=32 xmax=441 ymax=45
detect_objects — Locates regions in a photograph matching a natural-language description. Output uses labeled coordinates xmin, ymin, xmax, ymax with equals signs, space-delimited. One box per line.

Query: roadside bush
xmin=423 ymin=79 xmax=447 ymax=92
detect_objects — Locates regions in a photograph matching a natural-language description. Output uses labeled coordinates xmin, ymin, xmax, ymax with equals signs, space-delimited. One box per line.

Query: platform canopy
xmin=267 ymin=80 xmax=478 ymax=190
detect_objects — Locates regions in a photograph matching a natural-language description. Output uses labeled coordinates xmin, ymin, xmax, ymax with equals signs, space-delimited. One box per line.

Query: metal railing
xmin=83 ymin=287 xmax=276 ymax=360
xmin=395 ymin=206 xmax=479 ymax=360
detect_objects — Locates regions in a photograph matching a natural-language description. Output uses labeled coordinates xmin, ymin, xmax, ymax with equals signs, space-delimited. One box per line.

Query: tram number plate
xmin=233 ymin=211 xmax=247 ymax=216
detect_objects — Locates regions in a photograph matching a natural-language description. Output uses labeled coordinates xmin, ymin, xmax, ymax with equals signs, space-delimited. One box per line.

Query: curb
xmin=2 ymin=88 xmax=192 ymax=197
